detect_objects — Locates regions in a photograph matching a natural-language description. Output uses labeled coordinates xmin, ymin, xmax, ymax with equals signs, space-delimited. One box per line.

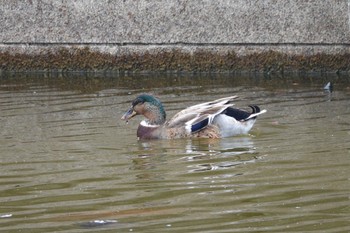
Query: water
xmin=0 ymin=72 xmax=349 ymax=232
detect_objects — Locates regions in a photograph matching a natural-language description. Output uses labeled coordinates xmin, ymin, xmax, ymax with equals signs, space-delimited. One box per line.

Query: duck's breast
xmin=137 ymin=121 xmax=162 ymax=139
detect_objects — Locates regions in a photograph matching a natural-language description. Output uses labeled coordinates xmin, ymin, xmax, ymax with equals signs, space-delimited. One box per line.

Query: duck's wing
xmin=167 ymin=96 xmax=238 ymax=133
xmin=182 ymin=96 xmax=237 ymax=111
xmin=169 ymin=96 xmax=238 ymax=120
xmin=167 ymin=105 xmax=231 ymax=133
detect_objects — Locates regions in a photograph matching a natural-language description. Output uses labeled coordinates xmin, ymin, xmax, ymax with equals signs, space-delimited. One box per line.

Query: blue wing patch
xmin=191 ymin=118 xmax=209 ymax=132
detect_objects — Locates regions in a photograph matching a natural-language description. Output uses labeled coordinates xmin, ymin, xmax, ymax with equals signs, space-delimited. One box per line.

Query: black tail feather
xmin=223 ymin=105 xmax=261 ymax=121
xmin=248 ymin=105 xmax=261 ymax=114
xmin=223 ymin=107 xmax=250 ymax=121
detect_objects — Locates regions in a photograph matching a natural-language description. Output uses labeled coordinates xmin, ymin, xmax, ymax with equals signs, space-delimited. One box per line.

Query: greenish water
xmin=0 ymin=72 xmax=349 ymax=232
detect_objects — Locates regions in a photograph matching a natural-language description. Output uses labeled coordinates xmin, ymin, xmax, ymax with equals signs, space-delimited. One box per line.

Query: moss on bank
xmin=1 ymin=47 xmax=349 ymax=73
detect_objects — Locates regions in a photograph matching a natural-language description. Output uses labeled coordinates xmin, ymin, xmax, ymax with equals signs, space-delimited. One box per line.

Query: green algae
xmin=1 ymin=47 xmax=349 ymax=73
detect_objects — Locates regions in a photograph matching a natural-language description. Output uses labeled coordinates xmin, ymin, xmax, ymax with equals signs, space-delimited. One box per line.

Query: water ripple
xmin=0 ymin=73 xmax=349 ymax=232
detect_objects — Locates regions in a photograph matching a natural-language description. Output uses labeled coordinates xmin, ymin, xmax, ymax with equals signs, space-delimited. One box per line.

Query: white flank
xmin=213 ymin=114 xmax=256 ymax=137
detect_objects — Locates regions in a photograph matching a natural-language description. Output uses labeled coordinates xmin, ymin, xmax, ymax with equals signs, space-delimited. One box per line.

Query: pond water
xmin=0 ymin=72 xmax=349 ymax=232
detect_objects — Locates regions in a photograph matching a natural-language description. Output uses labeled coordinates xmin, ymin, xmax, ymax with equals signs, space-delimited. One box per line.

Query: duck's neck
xmin=145 ymin=104 xmax=166 ymax=125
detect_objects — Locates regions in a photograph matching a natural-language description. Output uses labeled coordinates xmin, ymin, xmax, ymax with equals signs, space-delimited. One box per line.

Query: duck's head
xmin=121 ymin=94 xmax=166 ymax=125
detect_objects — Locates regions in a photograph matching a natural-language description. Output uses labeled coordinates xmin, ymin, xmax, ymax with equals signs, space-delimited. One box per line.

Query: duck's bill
xmin=121 ymin=107 xmax=137 ymax=122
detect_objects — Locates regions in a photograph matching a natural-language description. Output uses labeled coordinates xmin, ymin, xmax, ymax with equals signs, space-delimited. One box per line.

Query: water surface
xmin=0 ymin=72 xmax=349 ymax=232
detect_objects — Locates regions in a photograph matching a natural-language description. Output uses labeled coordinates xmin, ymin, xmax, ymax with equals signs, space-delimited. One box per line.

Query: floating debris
xmin=0 ymin=214 xmax=13 ymax=218
xmin=79 ymin=219 xmax=118 ymax=228
xmin=324 ymin=82 xmax=333 ymax=93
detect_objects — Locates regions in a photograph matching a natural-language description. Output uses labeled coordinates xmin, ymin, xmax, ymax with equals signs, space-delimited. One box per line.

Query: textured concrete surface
xmin=2 ymin=0 xmax=350 ymax=43
xmin=1 ymin=0 xmax=350 ymax=71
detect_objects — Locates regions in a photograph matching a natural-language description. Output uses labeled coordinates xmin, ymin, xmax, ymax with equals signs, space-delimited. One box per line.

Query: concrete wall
xmin=1 ymin=0 xmax=350 ymax=71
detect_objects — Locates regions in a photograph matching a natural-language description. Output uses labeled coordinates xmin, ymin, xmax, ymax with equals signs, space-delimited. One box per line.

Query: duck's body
xmin=122 ymin=94 xmax=266 ymax=140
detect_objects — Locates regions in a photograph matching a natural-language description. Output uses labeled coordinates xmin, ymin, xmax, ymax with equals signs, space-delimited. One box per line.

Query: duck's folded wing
xmin=166 ymin=96 xmax=238 ymax=133
xmin=169 ymin=96 xmax=238 ymax=121
xmin=167 ymin=105 xmax=231 ymax=133
xmin=183 ymin=96 xmax=238 ymax=111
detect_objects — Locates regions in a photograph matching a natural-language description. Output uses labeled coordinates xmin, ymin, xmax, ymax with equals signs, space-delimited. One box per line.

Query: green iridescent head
xmin=122 ymin=94 xmax=166 ymax=125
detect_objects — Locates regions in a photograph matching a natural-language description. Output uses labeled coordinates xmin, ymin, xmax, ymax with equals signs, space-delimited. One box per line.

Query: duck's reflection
xmin=131 ymin=136 xmax=258 ymax=177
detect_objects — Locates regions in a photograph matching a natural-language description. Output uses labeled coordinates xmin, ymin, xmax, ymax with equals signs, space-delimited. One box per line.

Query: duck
xmin=121 ymin=94 xmax=266 ymax=140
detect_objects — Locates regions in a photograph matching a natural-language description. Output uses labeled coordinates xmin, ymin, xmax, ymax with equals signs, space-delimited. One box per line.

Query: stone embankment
xmin=1 ymin=0 xmax=350 ymax=72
